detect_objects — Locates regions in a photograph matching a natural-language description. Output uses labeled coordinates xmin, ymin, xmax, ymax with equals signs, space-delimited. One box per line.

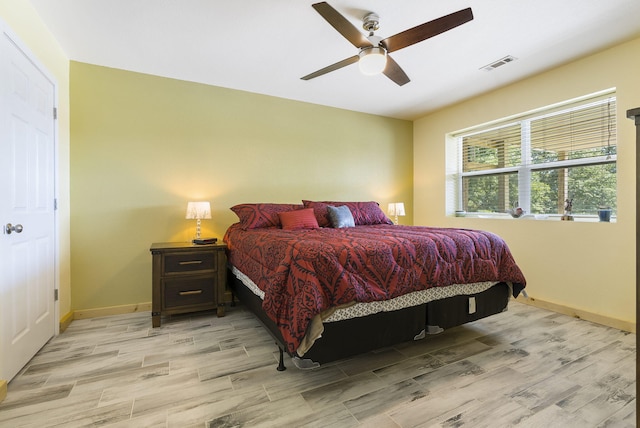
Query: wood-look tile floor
xmin=0 ymin=301 xmax=635 ymax=427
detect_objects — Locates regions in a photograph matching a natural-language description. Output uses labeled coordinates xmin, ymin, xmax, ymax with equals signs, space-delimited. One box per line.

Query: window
xmin=449 ymin=91 xmax=617 ymax=219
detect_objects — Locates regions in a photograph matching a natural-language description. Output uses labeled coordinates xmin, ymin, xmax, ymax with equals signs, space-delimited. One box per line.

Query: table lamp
xmin=185 ymin=201 xmax=211 ymax=241
xmin=388 ymin=202 xmax=405 ymax=225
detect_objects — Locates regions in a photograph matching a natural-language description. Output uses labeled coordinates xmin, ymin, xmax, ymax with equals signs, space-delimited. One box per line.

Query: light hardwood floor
xmin=0 ymin=301 xmax=635 ymax=427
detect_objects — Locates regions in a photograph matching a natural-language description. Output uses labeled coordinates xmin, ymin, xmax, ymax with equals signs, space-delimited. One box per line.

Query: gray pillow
xmin=327 ymin=205 xmax=355 ymax=228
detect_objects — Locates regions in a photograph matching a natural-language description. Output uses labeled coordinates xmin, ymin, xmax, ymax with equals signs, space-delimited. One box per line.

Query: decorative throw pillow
xmin=231 ymin=203 xmax=303 ymax=230
xmin=278 ymin=208 xmax=319 ymax=230
xmin=327 ymin=205 xmax=355 ymax=228
xmin=303 ymin=200 xmax=393 ymax=226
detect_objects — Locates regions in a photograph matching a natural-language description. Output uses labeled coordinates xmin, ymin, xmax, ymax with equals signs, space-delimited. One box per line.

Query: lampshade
xmin=388 ymin=202 xmax=405 ymax=225
xmin=358 ymin=47 xmax=387 ymax=75
xmin=388 ymin=202 xmax=405 ymax=217
xmin=185 ymin=201 xmax=211 ymax=220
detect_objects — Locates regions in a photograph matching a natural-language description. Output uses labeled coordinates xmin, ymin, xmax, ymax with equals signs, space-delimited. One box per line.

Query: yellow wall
xmin=2 ymin=0 xmax=635 ymax=330
xmin=70 ymin=62 xmax=413 ymax=311
xmin=0 ymin=2 xmax=72 ymax=320
xmin=414 ymin=37 xmax=640 ymax=329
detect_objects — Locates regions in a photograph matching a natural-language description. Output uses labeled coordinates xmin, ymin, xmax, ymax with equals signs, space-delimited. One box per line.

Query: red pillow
xmin=231 ymin=203 xmax=303 ymax=229
xmin=278 ymin=208 xmax=319 ymax=230
xmin=302 ymin=200 xmax=393 ymax=226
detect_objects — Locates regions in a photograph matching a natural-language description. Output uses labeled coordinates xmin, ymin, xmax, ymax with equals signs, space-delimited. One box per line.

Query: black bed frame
xmin=228 ymin=268 xmax=510 ymax=370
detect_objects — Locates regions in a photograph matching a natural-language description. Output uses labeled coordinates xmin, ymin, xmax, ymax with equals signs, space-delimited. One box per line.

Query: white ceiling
xmin=29 ymin=0 xmax=640 ymax=120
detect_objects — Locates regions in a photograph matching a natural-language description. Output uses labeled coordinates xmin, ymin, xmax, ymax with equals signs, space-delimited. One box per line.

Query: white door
xmin=0 ymin=27 xmax=57 ymax=381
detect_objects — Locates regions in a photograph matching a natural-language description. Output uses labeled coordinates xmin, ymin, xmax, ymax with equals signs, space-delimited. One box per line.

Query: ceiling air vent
xmin=481 ymin=55 xmax=517 ymax=71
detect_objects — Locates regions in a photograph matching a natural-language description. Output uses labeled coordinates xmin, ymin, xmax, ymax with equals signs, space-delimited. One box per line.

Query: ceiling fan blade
xmin=383 ymin=55 xmax=410 ymax=86
xmin=381 ymin=8 xmax=473 ymax=53
xmin=312 ymin=2 xmax=372 ymax=49
xmin=301 ymin=55 xmax=359 ymax=81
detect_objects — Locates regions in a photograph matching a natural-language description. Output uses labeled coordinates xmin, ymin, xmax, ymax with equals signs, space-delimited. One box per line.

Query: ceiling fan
xmin=301 ymin=2 xmax=474 ymax=86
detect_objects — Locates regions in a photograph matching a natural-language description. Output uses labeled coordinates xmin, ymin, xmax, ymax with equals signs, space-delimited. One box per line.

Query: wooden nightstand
xmin=150 ymin=242 xmax=227 ymax=327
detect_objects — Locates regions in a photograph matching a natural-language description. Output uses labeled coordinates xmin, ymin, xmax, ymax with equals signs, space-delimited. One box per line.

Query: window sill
xmin=453 ymin=213 xmax=616 ymax=223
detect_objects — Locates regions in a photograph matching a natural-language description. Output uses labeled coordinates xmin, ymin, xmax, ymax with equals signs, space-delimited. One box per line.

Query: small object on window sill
xmin=455 ymin=210 xmax=466 ymax=217
xmin=192 ymin=237 xmax=217 ymax=245
xmin=561 ymin=198 xmax=574 ymax=220
xmin=597 ymin=207 xmax=612 ymax=222
xmin=508 ymin=207 xmax=524 ymax=218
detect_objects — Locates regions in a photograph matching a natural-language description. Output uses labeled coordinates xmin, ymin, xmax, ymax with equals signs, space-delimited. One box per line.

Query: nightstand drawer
xmin=163 ymin=277 xmax=215 ymax=309
xmin=164 ymin=252 xmax=217 ymax=273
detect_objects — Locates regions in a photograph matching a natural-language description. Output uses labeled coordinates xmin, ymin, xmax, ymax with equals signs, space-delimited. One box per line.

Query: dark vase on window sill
xmin=597 ymin=208 xmax=612 ymax=222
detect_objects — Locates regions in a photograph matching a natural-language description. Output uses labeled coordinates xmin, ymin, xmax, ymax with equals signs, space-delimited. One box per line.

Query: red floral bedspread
xmin=224 ymin=223 xmax=526 ymax=354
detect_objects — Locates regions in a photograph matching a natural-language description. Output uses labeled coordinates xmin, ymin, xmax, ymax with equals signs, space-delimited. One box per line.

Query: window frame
xmin=449 ymin=90 xmax=617 ymax=221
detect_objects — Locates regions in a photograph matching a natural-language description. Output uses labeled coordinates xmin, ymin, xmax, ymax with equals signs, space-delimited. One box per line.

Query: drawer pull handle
xmin=179 ymin=260 xmax=203 ymax=265
xmin=179 ymin=290 xmax=203 ymax=296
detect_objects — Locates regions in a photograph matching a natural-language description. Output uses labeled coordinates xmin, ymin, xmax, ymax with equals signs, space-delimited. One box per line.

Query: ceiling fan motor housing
xmin=362 ymin=12 xmax=380 ymax=33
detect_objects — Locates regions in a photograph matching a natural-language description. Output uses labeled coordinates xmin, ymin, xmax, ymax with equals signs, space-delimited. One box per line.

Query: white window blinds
xmin=529 ymin=97 xmax=616 ymax=166
xmin=452 ymin=91 xmax=617 ymax=217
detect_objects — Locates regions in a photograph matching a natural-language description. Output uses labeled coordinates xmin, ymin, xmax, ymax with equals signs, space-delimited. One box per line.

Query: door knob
xmin=5 ymin=223 xmax=23 ymax=234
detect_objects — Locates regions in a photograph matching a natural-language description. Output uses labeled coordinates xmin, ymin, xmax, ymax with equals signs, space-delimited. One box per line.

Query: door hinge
xmin=54 ymin=198 xmax=58 ymax=210
xmin=54 ymin=289 xmax=59 ymax=301
xmin=53 ymin=107 xmax=57 ymax=120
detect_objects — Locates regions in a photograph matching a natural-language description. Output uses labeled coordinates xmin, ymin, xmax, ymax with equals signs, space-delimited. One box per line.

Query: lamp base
xmin=192 ymin=237 xmax=217 ymax=245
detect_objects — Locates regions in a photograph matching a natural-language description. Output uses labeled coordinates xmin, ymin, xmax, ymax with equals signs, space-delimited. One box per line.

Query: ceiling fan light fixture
xmin=358 ymin=46 xmax=387 ymax=75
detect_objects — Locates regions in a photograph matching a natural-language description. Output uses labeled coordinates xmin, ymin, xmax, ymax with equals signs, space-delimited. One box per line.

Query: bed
xmin=224 ymin=201 xmax=526 ymax=370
